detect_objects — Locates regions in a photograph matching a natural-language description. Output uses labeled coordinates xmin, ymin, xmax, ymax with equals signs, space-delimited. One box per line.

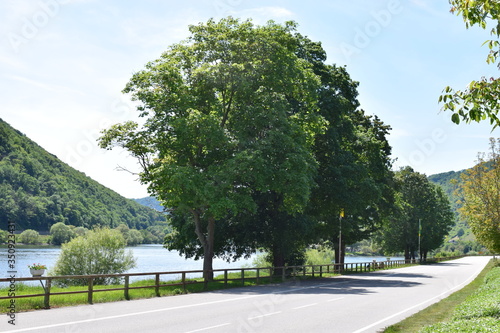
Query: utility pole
xmin=418 ymin=218 xmax=421 ymax=262
xmin=339 ymin=209 xmax=344 ymax=267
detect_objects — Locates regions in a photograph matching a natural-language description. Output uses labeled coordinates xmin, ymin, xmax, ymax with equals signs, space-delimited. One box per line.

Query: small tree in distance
xmin=49 ymin=222 xmax=75 ymax=245
xmin=50 ymin=228 xmax=136 ymax=286
xmin=19 ymin=229 xmax=40 ymax=245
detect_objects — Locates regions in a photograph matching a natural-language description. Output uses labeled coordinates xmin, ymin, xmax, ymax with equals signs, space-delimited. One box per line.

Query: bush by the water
xmin=50 ymin=228 xmax=136 ymax=286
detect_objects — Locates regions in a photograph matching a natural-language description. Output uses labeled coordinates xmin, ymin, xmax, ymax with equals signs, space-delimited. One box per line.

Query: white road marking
xmin=247 ymin=311 xmax=282 ymax=320
xmin=292 ymin=303 xmax=317 ymax=310
xmin=184 ymin=323 xmax=231 ymax=333
xmin=327 ymin=297 xmax=345 ymax=302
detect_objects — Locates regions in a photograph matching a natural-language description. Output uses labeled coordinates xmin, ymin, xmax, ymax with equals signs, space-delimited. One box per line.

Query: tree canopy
xmin=440 ymin=0 xmax=500 ymax=129
xmin=380 ymin=167 xmax=455 ymax=260
xmin=99 ymin=18 xmax=325 ymax=280
xmin=459 ymin=138 xmax=500 ymax=253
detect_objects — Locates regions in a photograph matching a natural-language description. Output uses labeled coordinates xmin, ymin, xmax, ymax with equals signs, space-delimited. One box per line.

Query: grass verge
xmin=383 ymin=258 xmax=499 ymax=333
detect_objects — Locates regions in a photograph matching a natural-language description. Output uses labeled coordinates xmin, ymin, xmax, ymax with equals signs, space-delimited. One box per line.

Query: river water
xmin=1 ymin=244 xmax=400 ymax=283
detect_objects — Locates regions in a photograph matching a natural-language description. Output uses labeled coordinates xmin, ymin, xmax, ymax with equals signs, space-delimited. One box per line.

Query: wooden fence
xmin=0 ymin=256 xmax=463 ymax=309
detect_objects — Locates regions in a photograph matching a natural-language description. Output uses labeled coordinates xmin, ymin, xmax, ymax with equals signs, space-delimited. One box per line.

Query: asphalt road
xmin=1 ymin=256 xmax=491 ymax=333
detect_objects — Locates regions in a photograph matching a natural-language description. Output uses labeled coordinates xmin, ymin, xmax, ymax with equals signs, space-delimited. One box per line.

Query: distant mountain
xmin=0 ymin=118 xmax=167 ymax=232
xmin=132 ymin=197 xmax=165 ymax=212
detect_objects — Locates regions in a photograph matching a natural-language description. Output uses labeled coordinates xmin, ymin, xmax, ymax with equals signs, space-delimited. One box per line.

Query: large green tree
xmin=300 ymin=36 xmax=394 ymax=264
xmin=99 ymin=18 xmax=324 ymax=280
xmin=459 ymin=138 xmax=500 ymax=253
xmin=380 ymin=167 xmax=454 ymax=261
xmin=440 ymin=0 xmax=500 ymax=129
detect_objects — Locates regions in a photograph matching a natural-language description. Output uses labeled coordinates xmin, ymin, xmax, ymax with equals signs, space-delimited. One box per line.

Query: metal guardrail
xmin=0 ymin=256 xmax=464 ymax=309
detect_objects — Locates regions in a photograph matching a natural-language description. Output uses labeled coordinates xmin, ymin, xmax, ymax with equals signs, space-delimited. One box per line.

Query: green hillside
xmin=0 ymin=118 xmax=167 ymax=232
xmin=428 ymin=169 xmax=488 ymax=253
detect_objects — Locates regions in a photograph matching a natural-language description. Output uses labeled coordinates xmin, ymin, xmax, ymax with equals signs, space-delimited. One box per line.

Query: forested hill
xmin=0 ymin=118 xmax=167 ymax=232
xmin=428 ymin=170 xmax=465 ymax=211
xmin=428 ymin=169 xmax=478 ymax=245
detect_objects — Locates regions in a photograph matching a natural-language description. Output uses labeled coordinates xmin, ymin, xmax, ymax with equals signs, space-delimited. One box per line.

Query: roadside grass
xmin=383 ymin=258 xmax=499 ymax=333
xmin=0 ymin=262 xmax=415 ymax=313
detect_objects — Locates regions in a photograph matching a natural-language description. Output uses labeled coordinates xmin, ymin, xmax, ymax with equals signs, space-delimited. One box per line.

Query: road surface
xmin=1 ymin=256 xmax=491 ymax=333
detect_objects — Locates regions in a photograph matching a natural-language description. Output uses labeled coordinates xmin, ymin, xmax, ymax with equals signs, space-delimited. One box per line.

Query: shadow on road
xmin=210 ymin=273 xmax=425 ymax=297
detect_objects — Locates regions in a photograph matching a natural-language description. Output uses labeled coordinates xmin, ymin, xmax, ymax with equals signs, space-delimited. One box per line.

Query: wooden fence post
xmin=182 ymin=272 xmax=186 ymax=293
xmin=155 ymin=274 xmax=160 ymax=297
xmin=87 ymin=277 xmax=94 ymax=304
xmin=44 ymin=278 xmax=51 ymax=309
xmin=124 ymin=276 xmax=130 ymax=300
xmin=256 ymin=268 xmax=260 ymax=285
xmin=224 ymin=270 xmax=228 ymax=288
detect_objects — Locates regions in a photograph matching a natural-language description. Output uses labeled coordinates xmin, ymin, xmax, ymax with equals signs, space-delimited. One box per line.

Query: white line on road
xmin=292 ymin=303 xmax=317 ymax=310
xmin=184 ymin=322 xmax=231 ymax=333
xmin=327 ymin=297 xmax=345 ymax=302
xmin=248 ymin=311 xmax=282 ymax=320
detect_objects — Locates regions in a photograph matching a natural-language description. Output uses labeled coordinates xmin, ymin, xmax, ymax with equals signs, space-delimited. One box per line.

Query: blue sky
xmin=1 ymin=0 xmax=497 ymax=198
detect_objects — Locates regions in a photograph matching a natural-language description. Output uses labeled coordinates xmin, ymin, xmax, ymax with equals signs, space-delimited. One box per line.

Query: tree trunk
xmin=272 ymin=248 xmax=285 ymax=277
xmin=404 ymin=246 xmax=410 ymax=262
xmin=192 ymin=210 xmax=215 ymax=282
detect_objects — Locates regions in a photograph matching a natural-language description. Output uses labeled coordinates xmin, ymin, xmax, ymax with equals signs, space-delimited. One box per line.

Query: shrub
xmin=127 ymin=229 xmax=144 ymax=246
xmin=18 ymin=229 xmax=40 ymax=244
xmin=252 ymin=253 xmax=271 ymax=268
xmin=49 ymin=222 xmax=75 ymax=245
xmin=50 ymin=228 xmax=136 ymax=286
xmin=305 ymin=247 xmax=335 ymax=266
xmin=0 ymin=229 xmax=7 ymax=243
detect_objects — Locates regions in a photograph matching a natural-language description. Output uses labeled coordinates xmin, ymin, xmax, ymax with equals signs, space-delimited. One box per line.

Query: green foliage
xmin=0 ymin=229 xmax=7 ymax=243
xmin=49 ymin=222 xmax=75 ymax=245
xmin=303 ymin=36 xmax=394 ymax=264
xmin=101 ymin=18 xmax=326 ymax=279
xmin=0 ymin=118 xmax=167 ymax=232
xmin=380 ymin=167 xmax=455 ymax=260
xmin=428 ymin=170 xmax=490 ymax=255
xmin=51 ymin=228 xmax=136 ymax=286
xmin=18 ymin=229 xmax=40 ymax=244
xmin=127 ymin=229 xmax=144 ymax=246
xmin=419 ymin=318 xmax=500 ymax=333
xmin=115 ymin=223 xmax=145 ymax=245
xmin=440 ymin=0 xmax=500 ymax=129
xmin=305 ymin=246 xmax=335 ymax=266
xmin=252 ymin=253 xmax=271 ymax=268
xmin=460 ymin=138 xmax=500 ymax=253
